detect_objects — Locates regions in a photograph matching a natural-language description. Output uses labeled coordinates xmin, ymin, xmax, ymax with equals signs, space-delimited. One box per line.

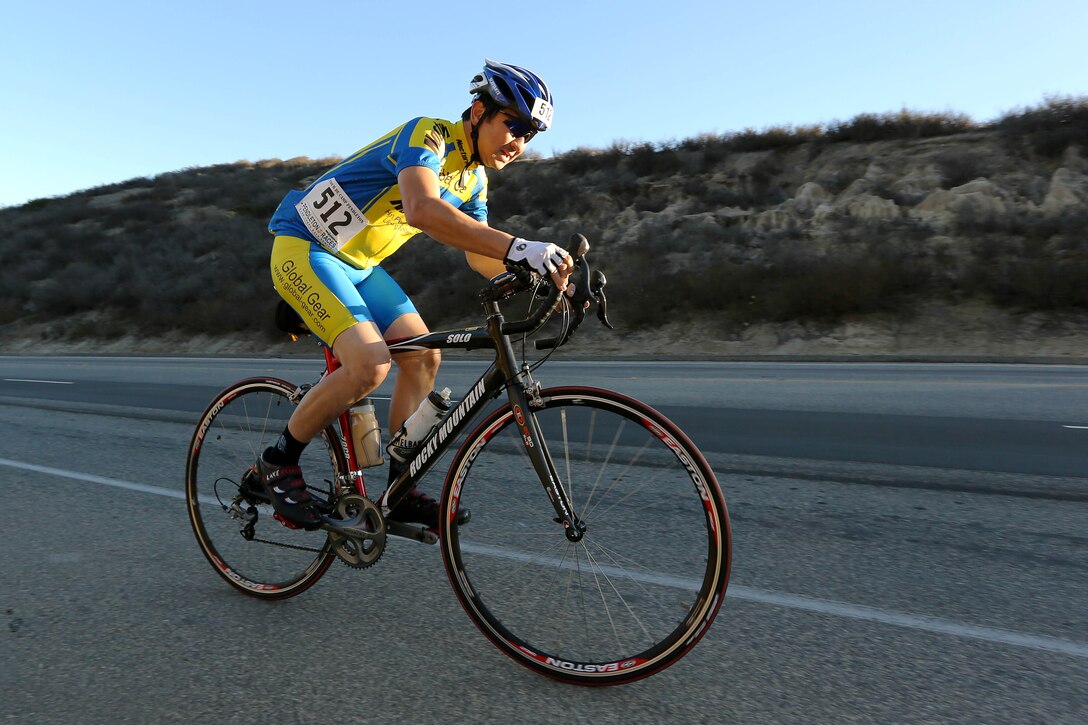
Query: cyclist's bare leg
xmin=384 ymin=312 xmax=440 ymax=432
xmin=286 ymin=320 xmax=392 ymax=443
xmin=380 ymin=312 xmax=456 ymax=526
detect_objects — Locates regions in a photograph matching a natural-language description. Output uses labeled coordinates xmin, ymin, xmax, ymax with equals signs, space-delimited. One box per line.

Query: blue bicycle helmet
xmin=469 ymin=59 xmax=554 ymax=132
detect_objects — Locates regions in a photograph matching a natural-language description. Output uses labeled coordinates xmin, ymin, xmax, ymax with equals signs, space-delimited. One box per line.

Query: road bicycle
xmin=185 ymin=236 xmax=731 ymax=685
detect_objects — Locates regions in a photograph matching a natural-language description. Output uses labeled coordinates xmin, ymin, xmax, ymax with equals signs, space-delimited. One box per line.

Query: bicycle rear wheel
xmin=440 ymin=386 xmax=730 ymax=685
xmin=185 ymin=377 xmax=345 ymax=599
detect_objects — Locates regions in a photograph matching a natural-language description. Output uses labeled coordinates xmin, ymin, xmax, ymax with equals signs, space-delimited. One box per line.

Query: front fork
xmin=501 ymin=355 xmax=586 ymax=543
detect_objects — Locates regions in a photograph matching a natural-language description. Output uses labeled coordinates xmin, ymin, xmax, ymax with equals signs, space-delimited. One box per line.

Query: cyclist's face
xmin=473 ymin=103 xmax=532 ymax=170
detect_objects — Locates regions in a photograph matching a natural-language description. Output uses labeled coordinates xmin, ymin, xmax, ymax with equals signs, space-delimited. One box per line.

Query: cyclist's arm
xmin=399 ymin=165 xmax=573 ymax=289
xmin=465 ymin=251 xmax=506 ymax=279
xmin=398 ymin=166 xmax=511 ymax=259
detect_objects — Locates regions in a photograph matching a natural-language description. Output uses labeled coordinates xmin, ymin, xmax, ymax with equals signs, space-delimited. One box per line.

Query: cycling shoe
xmin=255 ymin=456 xmax=323 ymax=531
xmin=387 ymin=488 xmax=470 ymax=530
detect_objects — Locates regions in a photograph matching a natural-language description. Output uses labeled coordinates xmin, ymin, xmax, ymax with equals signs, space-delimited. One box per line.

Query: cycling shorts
xmin=270 ymin=235 xmax=417 ymax=347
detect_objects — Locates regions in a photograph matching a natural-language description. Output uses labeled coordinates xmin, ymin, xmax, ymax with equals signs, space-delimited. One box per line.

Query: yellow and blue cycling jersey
xmin=269 ymin=116 xmax=488 ymax=270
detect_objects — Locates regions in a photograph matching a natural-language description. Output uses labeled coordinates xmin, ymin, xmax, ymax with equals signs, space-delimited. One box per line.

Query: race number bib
xmin=295 ymin=179 xmax=368 ymax=252
xmin=531 ymin=97 xmax=553 ymax=128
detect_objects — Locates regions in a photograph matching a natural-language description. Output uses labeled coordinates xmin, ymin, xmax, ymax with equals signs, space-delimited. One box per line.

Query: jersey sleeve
xmin=390 ymin=117 xmax=449 ymax=176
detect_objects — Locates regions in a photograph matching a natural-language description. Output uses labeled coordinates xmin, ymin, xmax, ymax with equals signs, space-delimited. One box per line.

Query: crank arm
xmin=385 ymin=521 xmax=438 ymax=545
xmin=319 ymin=493 xmax=386 ymax=541
xmin=321 ymin=517 xmax=383 ymax=542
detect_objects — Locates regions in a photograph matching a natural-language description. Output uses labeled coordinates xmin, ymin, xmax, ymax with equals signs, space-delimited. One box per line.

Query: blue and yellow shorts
xmin=270 ymin=235 xmax=417 ymax=347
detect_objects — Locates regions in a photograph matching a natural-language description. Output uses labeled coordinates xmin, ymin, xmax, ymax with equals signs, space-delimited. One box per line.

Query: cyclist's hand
xmin=505 ymin=238 xmax=574 ymax=292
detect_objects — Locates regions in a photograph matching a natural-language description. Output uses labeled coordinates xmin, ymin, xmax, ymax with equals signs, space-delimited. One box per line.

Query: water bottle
xmin=387 ymin=388 xmax=452 ymax=462
xmin=349 ymin=398 xmax=384 ymax=468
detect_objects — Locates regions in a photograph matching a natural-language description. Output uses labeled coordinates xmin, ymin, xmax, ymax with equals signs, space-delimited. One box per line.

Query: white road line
xmin=724 ymin=586 xmax=1088 ymax=660
xmin=3 ymin=456 xmax=1087 ymax=661
xmin=3 ymin=378 xmax=74 ymax=385
xmin=0 ymin=457 xmax=186 ymax=500
xmin=1062 ymin=425 xmax=1088 ymax=429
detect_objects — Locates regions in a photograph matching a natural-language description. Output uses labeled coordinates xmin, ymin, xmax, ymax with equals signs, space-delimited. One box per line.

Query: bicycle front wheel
xmin=185 ymin=377 xmax=345 ymax=599
xmin=440 ymin=386 xmax=731 ymax=685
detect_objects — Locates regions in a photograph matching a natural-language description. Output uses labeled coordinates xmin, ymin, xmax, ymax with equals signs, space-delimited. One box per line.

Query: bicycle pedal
xmin=273 ymin=512 xmax=303 ymax=530
xmin=385 ymin=520 xmax=438 ymax=545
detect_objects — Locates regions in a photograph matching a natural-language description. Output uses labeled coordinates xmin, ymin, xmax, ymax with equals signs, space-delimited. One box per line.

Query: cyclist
xmin=257 ymin=59 xmax=572 ymax=531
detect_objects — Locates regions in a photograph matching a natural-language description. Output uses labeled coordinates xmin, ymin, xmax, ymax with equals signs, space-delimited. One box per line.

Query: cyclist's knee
xmin=395 ymin=348 xmax=441 ymax=379
xmin=339 ymin=348 xmax=391 ymax=391
xmin=341 ymin=354 xmax=391 ymax=398
xmin=333 ymin=322 xmax=392 ymax=396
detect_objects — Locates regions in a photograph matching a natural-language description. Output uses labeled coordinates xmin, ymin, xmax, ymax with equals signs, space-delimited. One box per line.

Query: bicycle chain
xmin=243 ymin=525 xmax=381 ymax=566
xmin=231 ymin=484 xmax=384 ymax=566
xmin=246 ymin=537 xmax=326 ymax=554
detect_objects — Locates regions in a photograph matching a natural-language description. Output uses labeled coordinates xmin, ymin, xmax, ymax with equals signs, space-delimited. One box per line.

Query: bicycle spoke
xmin=560 ymin=408 xmax=574 ymax=509
xmin=583 ymin=544 xmax=654 ymax=645
xmin=499 ymin=535 xmax=570 ymax=583
xmin=581 ymin=545 xmax=624 ymax=652
xmin=557 ymin=555 xmax=576 ymax=653
xmin=586 ymin=535 xmax=678 ymax=587
xmin=576 ymin=547 xmax=591 ymax=655
xmin=582 ymin=419 xmax=626 ymax=514
xmin=583 ymin=437 xmax=653 ymax=524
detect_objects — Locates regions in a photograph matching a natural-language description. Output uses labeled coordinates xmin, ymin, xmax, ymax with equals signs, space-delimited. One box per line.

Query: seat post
xmin=323 ymin=346 xmax=340 ymax=374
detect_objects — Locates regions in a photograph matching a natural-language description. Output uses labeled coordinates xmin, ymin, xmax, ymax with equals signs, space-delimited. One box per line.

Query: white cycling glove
xmin=504 ymin=238 xmax=567 ymax=276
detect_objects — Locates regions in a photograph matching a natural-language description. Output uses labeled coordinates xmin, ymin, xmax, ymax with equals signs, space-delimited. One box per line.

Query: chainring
xmin=328 ymin=494 xmax=387 ymax=569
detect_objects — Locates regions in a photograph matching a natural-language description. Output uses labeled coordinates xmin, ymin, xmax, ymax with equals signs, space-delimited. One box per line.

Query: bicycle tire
xmin=439 ymin=386 xmax=731 ymax=685
xmin=185 ymin=377 xmax=346 ymax=600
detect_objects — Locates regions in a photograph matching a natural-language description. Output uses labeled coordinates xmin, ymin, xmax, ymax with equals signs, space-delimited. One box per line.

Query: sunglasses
xmin=501 ymin=113 xmax=537 ymax=142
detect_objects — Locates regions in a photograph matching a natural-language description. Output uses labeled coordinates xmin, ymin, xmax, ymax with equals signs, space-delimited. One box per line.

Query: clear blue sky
xmin=2 ymin=0 xmax=1086 ymax=208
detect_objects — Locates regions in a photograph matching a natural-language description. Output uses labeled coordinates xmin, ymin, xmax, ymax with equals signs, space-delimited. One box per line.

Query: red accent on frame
xmin=323 ymin=347 xmax=367 ymax=496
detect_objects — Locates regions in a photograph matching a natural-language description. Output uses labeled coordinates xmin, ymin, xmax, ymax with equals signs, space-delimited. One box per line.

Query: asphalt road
xmin=1 ymin=355 xmax=1086 ymax=723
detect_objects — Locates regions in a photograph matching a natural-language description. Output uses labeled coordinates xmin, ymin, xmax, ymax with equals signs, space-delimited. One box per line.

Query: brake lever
xmin=591 ymin=270 xmax=614 ymax=329
xmin=557 ymin=235 xmax=611 ymax=333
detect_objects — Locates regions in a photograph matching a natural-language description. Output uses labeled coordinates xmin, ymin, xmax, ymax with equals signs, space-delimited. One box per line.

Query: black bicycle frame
xmin=374 ymin=298 xmax=583 ymax=537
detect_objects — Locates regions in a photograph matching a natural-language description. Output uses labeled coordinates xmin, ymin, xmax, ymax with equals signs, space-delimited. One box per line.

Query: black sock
xmin=263 ymin=426 xmax=307 ymax=467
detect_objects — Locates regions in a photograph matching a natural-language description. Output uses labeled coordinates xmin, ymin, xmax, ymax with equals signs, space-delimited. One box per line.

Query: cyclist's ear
xmin=469 ymin=99 xmax=487 ymax=125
